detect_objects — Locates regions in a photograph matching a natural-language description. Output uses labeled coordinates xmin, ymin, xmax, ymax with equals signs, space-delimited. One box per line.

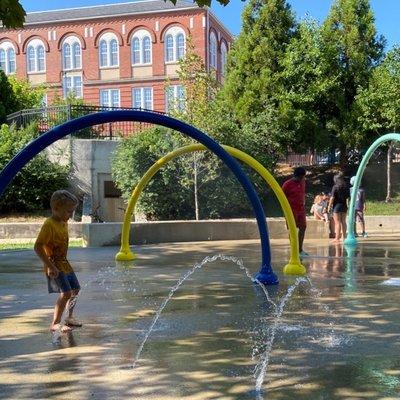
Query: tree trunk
xmin=386 ymin=142 xmax=392 ymax=203
xmin=193 ymin=153 xmax=199 ymax=220
xmin=339 ymin=142 xmax=347 ymax=167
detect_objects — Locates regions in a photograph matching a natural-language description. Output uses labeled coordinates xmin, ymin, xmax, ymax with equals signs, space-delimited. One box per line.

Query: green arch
xmin=115 ymin=144 xmax=306 ymax=276
xmin=345 ymin=133 xmax=400 ymax=245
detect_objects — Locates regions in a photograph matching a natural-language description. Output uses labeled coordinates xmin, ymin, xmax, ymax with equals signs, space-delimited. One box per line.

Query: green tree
xmin=278 ymin=19 xmax=335 ymax=151
xmin=356 ymin=47 xmax=400 ymax=201
xmin=167 ymin=37 xmax=222 ymax=219
xmin=0 ymin=71 xmax=18 ymax=123
xmin=0 ymin=73 xmax=45 ymax=123
xmin=112 ymin=127 xmax=195 ymax=220
xmin=8 ymin=76 xmax=45 ymax=110
xmin=356 ymin=47 xmax=400 ymax=136
xmin=320 ymin=0 xmax=384 ymax=160
xmin=221 ymin=0 xmax=296 ymax=124
xmin=0 ymin=123 xmax=69 ymax=212
xmin=0 ymin=0 xmax=25 ymax=28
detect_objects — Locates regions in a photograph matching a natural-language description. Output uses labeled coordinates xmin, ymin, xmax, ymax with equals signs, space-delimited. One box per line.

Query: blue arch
xmin=0 ymin=111 xmax=278 ymax=284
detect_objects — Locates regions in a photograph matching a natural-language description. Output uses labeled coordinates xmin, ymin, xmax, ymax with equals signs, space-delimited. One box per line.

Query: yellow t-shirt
xmin=36 ymin=217 xmax=73 ymax=274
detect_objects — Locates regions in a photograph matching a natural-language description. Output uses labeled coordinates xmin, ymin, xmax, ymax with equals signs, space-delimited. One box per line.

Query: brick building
xmin=0 ymin=0 xmax=233 ymax=112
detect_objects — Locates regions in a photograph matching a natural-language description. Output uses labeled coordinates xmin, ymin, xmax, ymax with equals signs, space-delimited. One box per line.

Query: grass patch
xmin=366 ymin=200 xmax=400 ymax=215
xmin=0 ymin=239 xmax=83 ymax=251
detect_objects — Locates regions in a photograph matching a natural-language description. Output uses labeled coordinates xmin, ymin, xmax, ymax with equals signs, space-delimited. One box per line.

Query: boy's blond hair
xmin=50 ymin=190 xmax=78 ymax=209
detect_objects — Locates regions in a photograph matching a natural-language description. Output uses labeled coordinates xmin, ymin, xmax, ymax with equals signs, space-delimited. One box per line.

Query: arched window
xmin=27 ymin=46 xmax=35 ymax=72
xmin=0 ymin=42 xmax=16 ymax=75
xmin=209 ymin=32 xmax=217 ymax=69
xmin=26 ymin=39 xmax=46 ymax=73
xmin=164 ymin=27 xmax=185 ymax=63
xmin=0 ymin=49 xmax=5 ymax=72
xmin=37 ymin=45 xmax=45 ymax=71
xmin=62 ymin=37 xmax=82 ymax=70
xmin=99 ymin=40 xmax=108 ymax=67
xmin=143 ymin=36 xmax=151 ymax=64
xmin=98 ymin=33 xmax=119 ymax=68
xmin=165 ymin=34 xmax=174 ymax=62
xmin=110 ymin=39 xmax=118 ymax=66
xmin=63 ymin=43 xmax=71 ymax=70
xmin=131 ymin=30 xmax=152 ymax=65
xmin=176 ymin=33 xmax=185 ymax=60
xmin=132 ymin=37 xmax=140 ymax=64
xmin=221 ymin=41 xmax=227 ymax=75
xmin=72 ymin=42 xmax=81 ymax=69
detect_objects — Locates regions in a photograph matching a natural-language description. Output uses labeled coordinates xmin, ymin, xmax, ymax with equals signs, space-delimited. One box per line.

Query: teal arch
xmin=345 ymin=133 xmax=400 ymax=246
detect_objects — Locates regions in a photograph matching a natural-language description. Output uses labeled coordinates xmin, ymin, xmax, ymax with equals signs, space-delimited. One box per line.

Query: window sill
xmin=99 ymin=66 xmax=120 ymax=70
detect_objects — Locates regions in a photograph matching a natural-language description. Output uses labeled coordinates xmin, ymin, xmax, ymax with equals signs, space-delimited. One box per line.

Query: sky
xmin=20 ymin=0 xmax=399 ymax=51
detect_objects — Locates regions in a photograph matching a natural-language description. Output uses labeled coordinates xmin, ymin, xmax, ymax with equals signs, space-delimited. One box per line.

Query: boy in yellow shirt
xmin=35 ymin=190 xmax=82 ymax=333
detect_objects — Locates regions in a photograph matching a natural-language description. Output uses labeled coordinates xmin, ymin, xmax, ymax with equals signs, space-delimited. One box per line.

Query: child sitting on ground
xmin=34 ymin=190 xmax=82 ymax=333
xmin=310 ymin=193 xmax=330 ymax=223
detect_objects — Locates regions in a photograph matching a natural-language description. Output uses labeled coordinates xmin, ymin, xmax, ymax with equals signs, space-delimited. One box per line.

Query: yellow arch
xmin=115 ymin=144 xmax=306 ymax=276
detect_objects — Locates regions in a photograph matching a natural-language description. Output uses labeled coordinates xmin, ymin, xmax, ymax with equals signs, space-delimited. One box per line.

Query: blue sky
xmin=20 ymin=0 xmax=399 ymax=51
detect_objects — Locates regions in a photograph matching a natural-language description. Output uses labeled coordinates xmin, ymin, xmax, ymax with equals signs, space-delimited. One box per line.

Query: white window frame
xmin=0 ymin=42 xmax=16 ymax=75
xmin=165 ymin=84 xmax=185 ymax=113
xmin=209 ymin=31 xmax=217 ymax=69
xmin=132 ymin=87 xmax=153 ymax=110
xmin=62 ymin=36 xmax=82 ymax=71
xmin=26 ymin=39 xmax=46 ymax=73
xmin=63 ymin=74 xmax=83 ymax=98
xmin=100 ymin=89 xmax=120 ymax=108
xmin=98 ymin=32 xmax=119 ymax=68
xmin=131 ymin=30 xmax=152 ymax=66
xmin=164 ymin=27 xmax=186 ymax=63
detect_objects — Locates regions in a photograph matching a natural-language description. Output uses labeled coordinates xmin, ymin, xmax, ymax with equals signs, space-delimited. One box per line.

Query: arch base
xmin=115 ymin=249 xmax=137 ymax=261
xmin=283 ymin=262 xmax=307 ymax=276
xmin=254 ymin=266 xmax=279 ymax=285
xmin=343 ymin=236 xmax=358 ymax=247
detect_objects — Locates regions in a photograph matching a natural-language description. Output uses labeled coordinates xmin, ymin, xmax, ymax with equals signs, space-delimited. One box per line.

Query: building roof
xmin=24 ymin=0 xmax=200 ymax=25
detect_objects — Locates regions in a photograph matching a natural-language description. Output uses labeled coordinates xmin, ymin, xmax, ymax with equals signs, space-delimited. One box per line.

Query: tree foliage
xmin=356 ymin=46 xmax=400 ymax=138
xmin=0 ymin=0 xmax=25 ymax=28
xmin=278 ymin=20 xmax=335 ymax=151
xmin=221 ymin=0 xmax=296 ymax=124
xmin=0 ymin=123 xmax=69 ymax=212
xmin=0 ymin=72 xmax=44 ymax=123
xmin=319 ymin=0 xmax=385 ymax=153
xmin=7 ymin=75 xmax=45 ymax=110
xmin=0 ymin=71 xmax=17 ymax=123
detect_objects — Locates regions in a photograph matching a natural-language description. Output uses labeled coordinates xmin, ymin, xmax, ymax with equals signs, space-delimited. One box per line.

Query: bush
xmin=112 ymin=126 xmax=278 ymax=220
xmin=0 ymin=123 xmax=69 ymax=212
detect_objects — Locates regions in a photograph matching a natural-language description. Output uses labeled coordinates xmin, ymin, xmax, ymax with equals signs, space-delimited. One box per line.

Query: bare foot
xmin=50 ymin=323 xmax=73 ymax=332
xmin=65 ymin=317 xmax=83 ymax=328
xmin=331 ymin=239 xmax=341 ymax=244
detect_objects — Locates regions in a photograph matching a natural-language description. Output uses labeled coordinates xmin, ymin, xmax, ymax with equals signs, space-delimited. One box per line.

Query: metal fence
xmin=6 ymin=105 xmax=163 ymax=139
xmin=278 ymin=150 xmax=339 ymax=166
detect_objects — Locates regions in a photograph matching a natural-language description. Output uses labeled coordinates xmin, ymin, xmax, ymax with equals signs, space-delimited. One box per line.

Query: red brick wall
xmin=0 ymin=8 xmax=233 ymax=112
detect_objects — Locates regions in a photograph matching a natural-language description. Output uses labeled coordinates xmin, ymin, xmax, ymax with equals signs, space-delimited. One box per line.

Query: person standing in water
xmin=328 ymin=172 xmax=350 ymax=243
xmin=35 ymin=190 xmax=82 ymax=333
xmin=350 ymin=176 xmax=368 ymax=237
xmin=282 ymin=167 xmax=308 ymax=256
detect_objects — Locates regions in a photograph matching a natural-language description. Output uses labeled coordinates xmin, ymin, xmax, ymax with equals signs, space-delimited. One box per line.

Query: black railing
xmin=6 ymin=105 xmax=164 ymax=139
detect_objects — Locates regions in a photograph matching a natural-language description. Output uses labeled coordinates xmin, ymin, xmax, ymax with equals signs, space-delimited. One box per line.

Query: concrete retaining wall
xmin=1 ymin=216 xmax=400 ymax=246
xmin=81 ymin=218 xmax=330 ymax=247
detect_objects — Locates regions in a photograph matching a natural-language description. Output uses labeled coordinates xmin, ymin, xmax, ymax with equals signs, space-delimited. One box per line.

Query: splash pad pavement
xmin=1 ymin=238 xmax=400 ymax=399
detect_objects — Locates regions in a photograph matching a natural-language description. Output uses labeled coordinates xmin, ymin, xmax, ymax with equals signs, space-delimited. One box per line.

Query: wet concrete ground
xmin=0 ymin=238 xmax=400 ymax=399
